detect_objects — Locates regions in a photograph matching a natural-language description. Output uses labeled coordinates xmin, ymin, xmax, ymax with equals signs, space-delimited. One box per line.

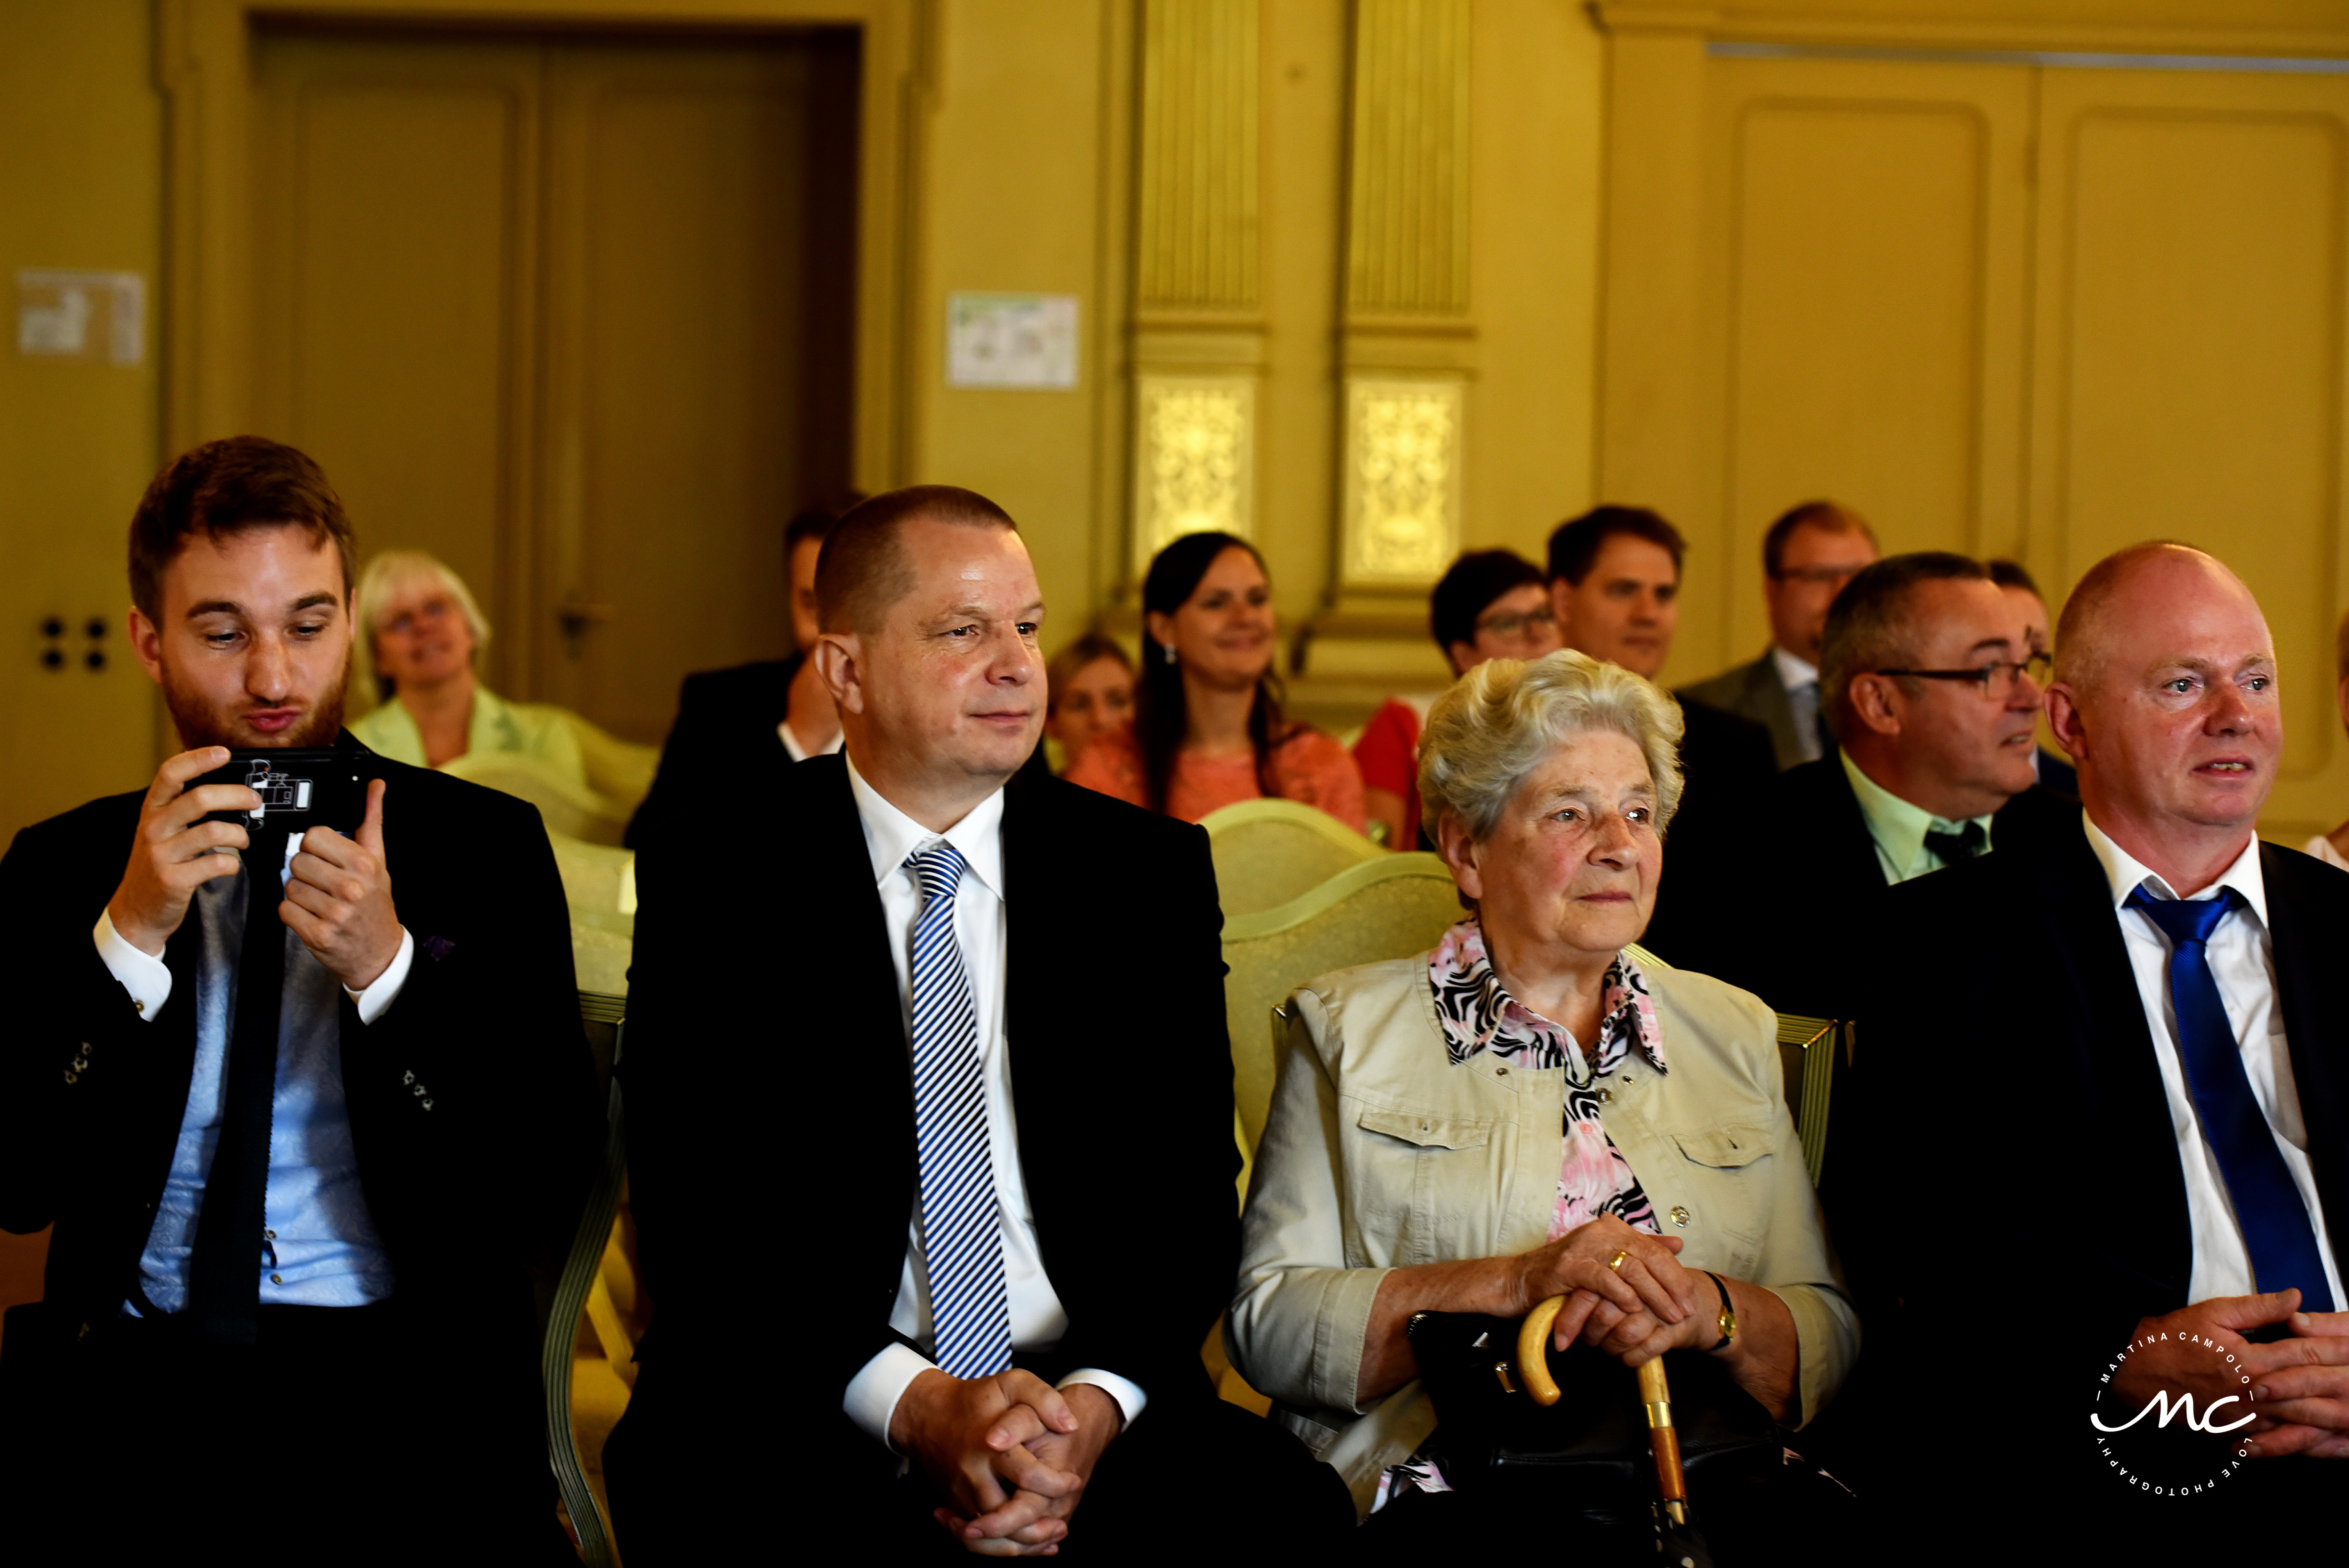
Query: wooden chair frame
xmin=544 ymin=990 xmax=629 ymax=1568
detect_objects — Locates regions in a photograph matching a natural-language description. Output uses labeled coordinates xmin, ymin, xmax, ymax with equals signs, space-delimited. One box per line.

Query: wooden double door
xmin=252 ymin=25 xmax=859 ymax=741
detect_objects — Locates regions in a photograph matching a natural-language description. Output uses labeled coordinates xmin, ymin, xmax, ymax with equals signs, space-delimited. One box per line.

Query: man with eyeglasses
xmin=1680 ymin=500 xmax=1879 ymax=771
xmin=1647 ymin=551 xmax=2070 ymax=1017
xmin=1355 ymin=549 xmax=1563 ymax=849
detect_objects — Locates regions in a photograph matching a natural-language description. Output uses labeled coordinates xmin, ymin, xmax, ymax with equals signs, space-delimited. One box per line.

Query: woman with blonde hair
xmin=348 ymin=550 xmax=587 ymax=788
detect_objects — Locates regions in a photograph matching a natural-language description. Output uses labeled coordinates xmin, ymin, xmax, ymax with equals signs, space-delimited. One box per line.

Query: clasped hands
xmin=1516 ymin=1214 xmax=1711 ymax=1368
xmin=890 ymin=1368 xmax=1121 ymax=1556
xmin=2117 ymin=1290 xmax=2349 ymax=1459
xmin=107 ymin=748 xmax=403 ymax=993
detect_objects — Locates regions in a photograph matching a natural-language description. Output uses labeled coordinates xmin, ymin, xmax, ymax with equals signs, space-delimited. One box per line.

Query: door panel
xmin=2032 ymin=69 xmax=2349 ymax=822
xmin=253 ymin=35 xmax=540 ymax=697
xmin=1681 ymin=58 xmax=2033 ymax=680
xmin=251 ymin=28 xmax=857 ymax=743
xmin=542 ymin=40 xmax=857 ymax=740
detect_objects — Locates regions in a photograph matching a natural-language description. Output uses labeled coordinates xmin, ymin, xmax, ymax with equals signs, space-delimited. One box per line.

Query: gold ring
xmin=1608 ymin=1249 xmax=1631 ymax=1272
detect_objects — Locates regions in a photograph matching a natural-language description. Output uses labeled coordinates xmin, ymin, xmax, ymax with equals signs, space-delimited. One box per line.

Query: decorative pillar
xmin=1128 ymin=0 xmax=1264 ymax=572
xmin=1298 ymin=0 xmax=1474 ymax=688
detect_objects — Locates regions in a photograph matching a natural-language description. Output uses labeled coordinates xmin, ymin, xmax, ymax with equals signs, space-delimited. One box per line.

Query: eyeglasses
xmin=1476 ymin=604 xmax=1557 ymax=638
xmin=381 ymin=599 xmax=455 ymax=637
xmin=1873 ymin=652 xmax=2052 ymax=696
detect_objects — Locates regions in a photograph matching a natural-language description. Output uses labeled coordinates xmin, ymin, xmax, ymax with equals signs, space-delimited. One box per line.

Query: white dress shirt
xmin=837 ymin=755 xmax=1146 ymax=1449
xmin=777 ymin=718 xmax=844 ymax=764
xmin=2083 ymin=816 xmax=2346 ymax=1306
xmin=1772 ymin=646 xmax=1825 ymax=764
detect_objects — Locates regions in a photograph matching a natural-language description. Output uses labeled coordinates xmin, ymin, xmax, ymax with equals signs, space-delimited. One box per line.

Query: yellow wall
xmin=0 ymin=0 xmax=165 ymax=837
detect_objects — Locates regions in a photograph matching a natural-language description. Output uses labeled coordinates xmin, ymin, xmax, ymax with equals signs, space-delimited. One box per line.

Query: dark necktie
xmin=1923 ymin=819 xmax=1987 ymax=865
xmin=185 ymin=832 xmax=290 ymax=1344
xmin=2128 ymin=887 xmax=2336 ymax=1311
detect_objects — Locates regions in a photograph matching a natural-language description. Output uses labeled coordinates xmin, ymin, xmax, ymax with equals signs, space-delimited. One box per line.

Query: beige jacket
xmin=1227 ymin=953 xmax=1860 ymax=1516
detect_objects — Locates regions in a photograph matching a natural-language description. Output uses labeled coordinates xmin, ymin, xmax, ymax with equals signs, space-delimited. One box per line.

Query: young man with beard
xmin=0 ymin=437 xmax=599 ymax=1561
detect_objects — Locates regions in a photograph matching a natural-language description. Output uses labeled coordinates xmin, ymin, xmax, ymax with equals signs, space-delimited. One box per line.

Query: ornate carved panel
xmin=1133 ymin=373 xmax=1255 ymax=560
xmin=1341 ymin=376 xmax=1463 ymax=586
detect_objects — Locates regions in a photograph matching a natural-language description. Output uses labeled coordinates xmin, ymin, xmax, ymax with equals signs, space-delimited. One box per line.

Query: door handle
xmin=557 ymin=601 xmax=614 ymax=636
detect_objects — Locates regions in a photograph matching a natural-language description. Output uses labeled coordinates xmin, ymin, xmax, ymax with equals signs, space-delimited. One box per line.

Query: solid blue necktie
xmin=904 ymin=843 xmax=1014 ymax=1379
xmin=2128 ymin=886 xmax=2336 ymax=1311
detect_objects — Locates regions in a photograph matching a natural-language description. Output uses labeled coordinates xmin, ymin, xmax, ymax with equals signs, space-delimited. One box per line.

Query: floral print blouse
xmin=1371 ymin=918 xmax=1671 ymax=1515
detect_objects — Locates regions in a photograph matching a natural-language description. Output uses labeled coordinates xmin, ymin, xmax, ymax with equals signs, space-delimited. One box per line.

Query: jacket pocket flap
xmin=1671 ymin=1124 xmax=1772 ymax=1168
xmin=1357 ymin=1105 xmax=1491 ymax=1150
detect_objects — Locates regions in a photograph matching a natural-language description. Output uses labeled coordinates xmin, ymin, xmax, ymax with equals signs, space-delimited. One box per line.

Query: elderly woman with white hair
xmin=1228 ymin=650 xmax=1857 ymax=1549
xmin=348 ymin=550 xmax=587 ymax=788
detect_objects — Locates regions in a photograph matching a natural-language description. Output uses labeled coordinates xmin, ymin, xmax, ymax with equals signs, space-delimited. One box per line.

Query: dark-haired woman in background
xmin=1067 ymin=531 xmax=1365 ymax=829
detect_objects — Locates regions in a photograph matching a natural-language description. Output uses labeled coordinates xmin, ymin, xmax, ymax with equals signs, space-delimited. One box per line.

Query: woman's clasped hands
xmin=1516 ymin=1214 xmax=1708 ymax=1366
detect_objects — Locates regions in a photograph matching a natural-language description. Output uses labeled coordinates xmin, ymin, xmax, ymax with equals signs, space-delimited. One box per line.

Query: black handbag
xmin=1405 ymin=1308 xmax=1783 ymax=1523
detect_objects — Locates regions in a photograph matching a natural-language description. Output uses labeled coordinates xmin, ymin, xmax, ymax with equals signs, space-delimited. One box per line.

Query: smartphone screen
xmin=194 ymin=748 xmax=370 ymax=837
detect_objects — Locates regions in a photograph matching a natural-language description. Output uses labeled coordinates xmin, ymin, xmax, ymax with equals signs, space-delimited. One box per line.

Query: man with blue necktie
xmin=1833 ymin=542 xmax=2349 ymax=1546
xmin=606 ymin=486 xmax=1351 ymax=1560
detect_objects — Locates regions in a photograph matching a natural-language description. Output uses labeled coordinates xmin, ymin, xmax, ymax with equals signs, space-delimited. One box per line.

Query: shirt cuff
xmin=345 ymin=927 xmax=414 ymax=1025
xmin=93 ymin=910 xmax=171 ymax=1022
xmin=844 ymin=1341 xmax=938 ymax=1451
xmin=1059 ymin=1369 xmax=1147 ymax=1431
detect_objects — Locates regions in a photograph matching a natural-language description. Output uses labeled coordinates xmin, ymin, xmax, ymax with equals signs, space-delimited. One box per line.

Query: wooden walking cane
xmin=1516 ymin=1296 xmax=1691 ymax=1527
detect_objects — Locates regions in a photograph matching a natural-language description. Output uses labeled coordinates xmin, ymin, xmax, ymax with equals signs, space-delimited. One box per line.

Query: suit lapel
xmin=795 ymin=755 xmax=914 ymax=1117
xmin=2260 ymin=845 xmax=2349 ymax=1263
xmin=1813 ymin=758 xmax=1893 ymax=903
xmin=2036 ymin=829 xmax=2194 ymax=1303
xmin=1745 ymin=653 xmax=1800 ymax=767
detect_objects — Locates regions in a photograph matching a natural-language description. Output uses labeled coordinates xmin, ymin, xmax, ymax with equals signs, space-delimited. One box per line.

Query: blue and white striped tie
xmin=904 ymin=843 xmax=1013 ymax=1380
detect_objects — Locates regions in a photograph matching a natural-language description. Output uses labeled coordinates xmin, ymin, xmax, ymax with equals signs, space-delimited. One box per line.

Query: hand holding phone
xmin=106 ymin=747 xmax=262 ymax=958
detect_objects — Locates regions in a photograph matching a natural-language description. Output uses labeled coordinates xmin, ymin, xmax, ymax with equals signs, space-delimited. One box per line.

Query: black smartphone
xmin=195 ymin=749 xmax=370 ymax=837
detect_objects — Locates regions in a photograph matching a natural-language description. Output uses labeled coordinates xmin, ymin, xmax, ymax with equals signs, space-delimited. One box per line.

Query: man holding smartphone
xmin=0 ymin=437 xmax=598 ymax=1561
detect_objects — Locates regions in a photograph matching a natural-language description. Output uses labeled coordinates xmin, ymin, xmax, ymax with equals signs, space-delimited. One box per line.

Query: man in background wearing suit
xmin=1545 ymin=506 xmax=1776 ymax=863
xmin=625 ymin=492 xmax=859 ymax=849
xmin=1679 ymin=499 xmax=1878 ymax=771
xmin=1647 ymin=551 xmax=2070 ymax=1015
xmin=606 ymin=486 xmax=1349 ymax=1559
xmin=0 ymin=438 xmax=597 ymax=1561
xmin=1986 ymin=556 xmax=2081 ymax=798
xmin=1835 ymin=543 xmax=2349 ymax=1548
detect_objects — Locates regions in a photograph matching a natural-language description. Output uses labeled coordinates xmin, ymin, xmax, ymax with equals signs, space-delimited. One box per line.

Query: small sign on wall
xmin=947 ymin=292 xmax=1078 ymax=388
xmin=16 ymin=270 xmax=145 ymax=365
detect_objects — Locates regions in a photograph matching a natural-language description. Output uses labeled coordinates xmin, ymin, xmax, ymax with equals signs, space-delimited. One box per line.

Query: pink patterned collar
xmin=1426 ymin=918 xmax=1666 ymax=1088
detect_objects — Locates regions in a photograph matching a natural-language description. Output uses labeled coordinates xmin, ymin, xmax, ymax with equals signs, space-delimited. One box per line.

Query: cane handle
xmin=1517 ymin=1294 xmax=1567 ymax=1406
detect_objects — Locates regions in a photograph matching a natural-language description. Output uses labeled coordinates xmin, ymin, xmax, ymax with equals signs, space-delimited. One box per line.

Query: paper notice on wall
xmin=946 ymin=292 xmax=1078 ymax=388
xmin=16 ymin=270 xmax=145 ymax=364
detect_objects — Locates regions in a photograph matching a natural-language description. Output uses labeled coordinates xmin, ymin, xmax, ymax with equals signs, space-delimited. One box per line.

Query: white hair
xmin=353 ymin=549 xmax=490 ymax=697
xmin=1417 ymin=649 xmax=1685 ymax=841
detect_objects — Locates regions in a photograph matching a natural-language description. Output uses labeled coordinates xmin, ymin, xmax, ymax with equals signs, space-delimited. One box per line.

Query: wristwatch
xmin=1704 ymin=1271 xmax=1736 ymax=1351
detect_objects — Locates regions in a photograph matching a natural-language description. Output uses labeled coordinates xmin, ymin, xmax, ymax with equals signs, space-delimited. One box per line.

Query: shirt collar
xmin=2081 ymin=813 xmax=2267 ymax=927
xmin=1770 ymin=645 xmax=1819 ymax=691
xmin=844 ymin=753 xmax=1008 ymax=904
xmin=1427 ymin=918 xmax=1666 ymax=1087
xmin=1839 ymin=748 xmax=1993 ymax=873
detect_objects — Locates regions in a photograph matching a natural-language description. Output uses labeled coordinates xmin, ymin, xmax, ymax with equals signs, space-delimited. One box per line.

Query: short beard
xmin=162 ymin=663 xmax=350 ymax=752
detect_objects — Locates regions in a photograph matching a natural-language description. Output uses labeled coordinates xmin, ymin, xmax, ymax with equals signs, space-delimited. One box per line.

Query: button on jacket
xmin=1228 ymin=954 xmax=1859 ymax=1515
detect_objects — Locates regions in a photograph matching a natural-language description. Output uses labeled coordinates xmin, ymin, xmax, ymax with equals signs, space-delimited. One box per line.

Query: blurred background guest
xmin=351 ymin=549 xmax=586 ymax=788
xmin=627 ymin=491 xmax=861 ymax=849
xmin=1546 ymin=505 xmax=1775 ymax=871
xmin=1986 ymin=556 xmax=2079 ymax=796
xmin=1679 ymin=500 xmax=1878 ymax=771
xmin=1068 ymin=531 xmax=1364 ymax=829
xmin=1228 ymin=650 xmax=1856 ymax=1543
xmin=2310 ymin=606 xmax=2349 ymax=871
xmin=1356 ymin=548 xmax=1560 ymax=850
xmin=1043 ymin=631 xmax=1134 ymax=773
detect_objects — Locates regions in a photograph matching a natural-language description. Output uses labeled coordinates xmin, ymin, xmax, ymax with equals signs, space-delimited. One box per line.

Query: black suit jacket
xmin=627 ymin=657 xmax=798 ymax=852
xmin=1644 ymin=753 xmax=2075 ymax=1017
xmin=1825 ymin=830 xmax=2349 ymax=1527
xmin=0 ymin=741 xmax=601 ymax=1340
xmin=620 ymin=750 xmax=1239 ymax=1428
